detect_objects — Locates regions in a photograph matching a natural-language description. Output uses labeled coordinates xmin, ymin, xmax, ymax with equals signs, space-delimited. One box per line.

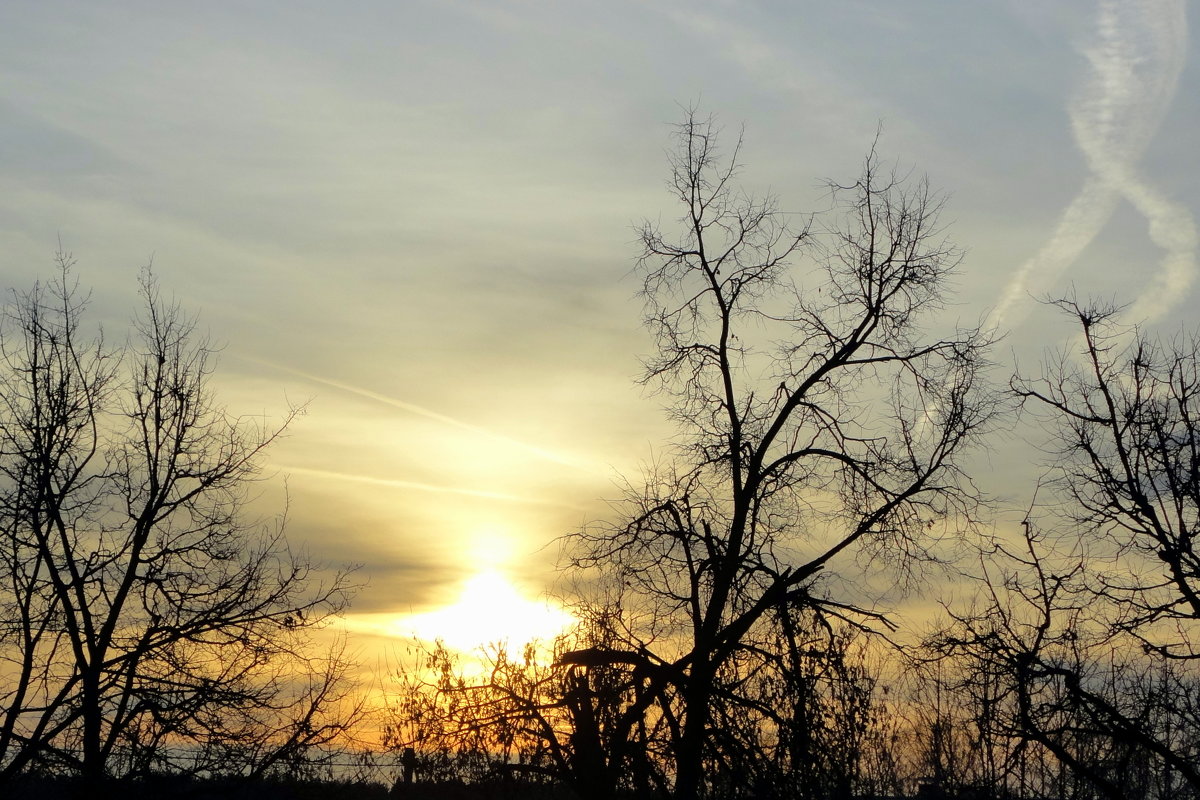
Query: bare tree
xmin=1014 ymin=299 xmax=1200 ymax=659
xmin=930 ymin=518 xmax=1200 ymax=800
xmin=566 ymin=111 xmax=995 ymax=800
xmin=931 ymin=298 xmax=1200 ymax=800
xmin=0 ymin=256 xmax=357 ymax=784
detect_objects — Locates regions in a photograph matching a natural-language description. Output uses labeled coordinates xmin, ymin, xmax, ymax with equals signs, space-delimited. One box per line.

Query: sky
xmin=0 ymin=0 xmax=1197 ymax=654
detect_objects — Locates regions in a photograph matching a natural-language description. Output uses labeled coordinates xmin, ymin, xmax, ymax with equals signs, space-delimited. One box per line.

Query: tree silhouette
xmin=564 ymin=110 xmax=996 ymax=800
xmin=0 ymin=256 xmax=357 ymax=784
xmin=932 ymin=298 xmax=1200 ymax=799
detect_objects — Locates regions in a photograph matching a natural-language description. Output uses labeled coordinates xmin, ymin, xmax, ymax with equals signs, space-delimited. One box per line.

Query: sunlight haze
xmin=1 ymin=0 xmax=1197 ymax=659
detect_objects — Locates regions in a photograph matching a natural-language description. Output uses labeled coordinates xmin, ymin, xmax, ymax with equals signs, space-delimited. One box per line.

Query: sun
xmin=342 ymin=523 xmax=577 ymax=653
xmin=344 ymin=568 xmax=576 ymax=654
xmin=401 ymin=570 xmax=576 ymax=652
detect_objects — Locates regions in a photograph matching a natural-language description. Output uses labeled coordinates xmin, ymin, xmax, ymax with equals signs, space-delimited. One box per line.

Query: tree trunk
xmin=674 ymin=666 xmax=713 ymax=800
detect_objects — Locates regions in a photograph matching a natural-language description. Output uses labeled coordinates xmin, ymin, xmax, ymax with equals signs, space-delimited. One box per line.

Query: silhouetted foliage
xmin=386 ymin=604 xmax=664 ymax=800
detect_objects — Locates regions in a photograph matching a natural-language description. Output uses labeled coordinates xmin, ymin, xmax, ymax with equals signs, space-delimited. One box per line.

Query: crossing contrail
xmin=991 ymin=0 xmax=1193 ymax=330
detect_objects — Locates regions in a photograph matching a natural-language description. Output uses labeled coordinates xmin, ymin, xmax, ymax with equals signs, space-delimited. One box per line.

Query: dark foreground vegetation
xmin=5 ymin=773 xmax=391 ymax=800
xmin=3 ymin=111 xmax=1200 ymax=800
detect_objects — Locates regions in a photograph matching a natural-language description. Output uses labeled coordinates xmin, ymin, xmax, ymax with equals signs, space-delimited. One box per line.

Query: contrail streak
xmin=1122 ymin=163 xmax=1198 ymax=322
xmin=236 ymin=354 xmax=591 ymax=471
xmin=277 ymin=465 xmax=587 ymax=509
xmin=991 ymin=0 xmax=1193 ymax=330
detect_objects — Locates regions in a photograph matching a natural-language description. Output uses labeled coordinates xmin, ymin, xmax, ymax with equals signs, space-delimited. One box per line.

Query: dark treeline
xmin=3 ymin=112 xmax=1200 ymax=800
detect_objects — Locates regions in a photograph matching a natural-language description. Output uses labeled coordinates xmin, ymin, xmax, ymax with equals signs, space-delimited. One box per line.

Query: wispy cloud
xmin=237 ymin=354 xmax=592 ymax=471
xmin=991 ymin=0 xmax=1193 ymax=329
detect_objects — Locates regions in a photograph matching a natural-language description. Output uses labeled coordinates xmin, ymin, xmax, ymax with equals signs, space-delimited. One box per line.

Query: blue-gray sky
xmin=0 ymin=0 xmax=1196 ymax=646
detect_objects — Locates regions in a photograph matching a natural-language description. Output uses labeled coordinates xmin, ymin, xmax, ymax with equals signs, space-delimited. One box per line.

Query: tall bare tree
xmin=568 ymin=111 xmax=995 ymax=799
xmin=0 ymin=257 xmax=357 ymax=784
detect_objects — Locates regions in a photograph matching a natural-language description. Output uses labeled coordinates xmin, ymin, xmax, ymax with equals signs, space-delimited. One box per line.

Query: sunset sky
xmin=0 ymin=1 xmax=1196 ymax=653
